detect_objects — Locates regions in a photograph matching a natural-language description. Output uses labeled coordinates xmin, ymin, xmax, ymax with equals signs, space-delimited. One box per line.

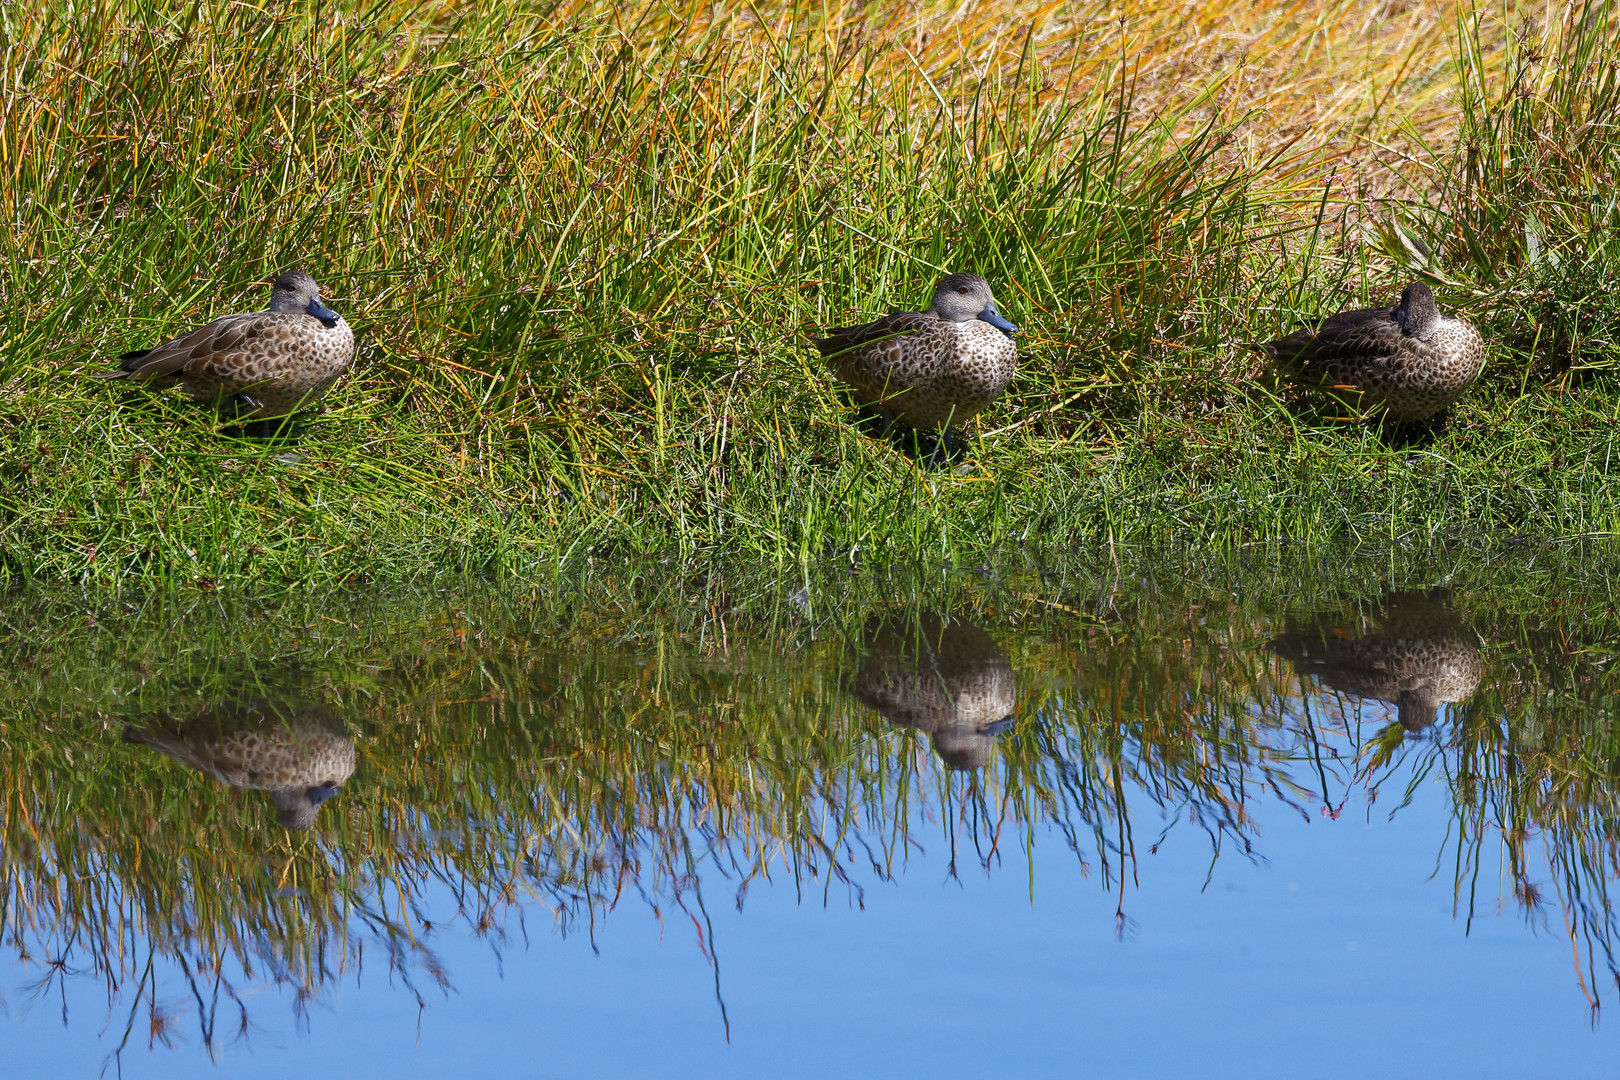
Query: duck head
xmin=1392 ymin=281 xmax=1438 ymax=338
xmin=931 ymin=272 xmax=1017 ymax=337
xmin=269 ymin=269 xmax=341 ymax=323
xmin=270 ymin=783 xmax=344 ymax=831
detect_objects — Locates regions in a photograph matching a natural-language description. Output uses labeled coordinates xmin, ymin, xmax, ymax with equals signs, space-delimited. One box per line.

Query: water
xmin=3 ymin=547 xmax=1617 ymax=1075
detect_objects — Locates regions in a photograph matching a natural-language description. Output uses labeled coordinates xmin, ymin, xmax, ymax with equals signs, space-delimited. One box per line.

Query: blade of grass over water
xmin=2 ymin=1 xmax=1619 ymax=583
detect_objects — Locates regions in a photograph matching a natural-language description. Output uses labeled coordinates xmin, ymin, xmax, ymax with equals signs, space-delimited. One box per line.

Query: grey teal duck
xmin=1271 ymin=591 xmax=1483 ymax=733
xmin=97 ymin=269 xmax=353 ymax=425
xmin=123 ymin=700 xmax=356 ymax=830
xmin=811 ymin=272 xmax=1018 ymax=434
xmin=1251 ymin=282 xmax=1484 ymax=421
xmin=849 ymin=612 xmax=1018 ymax=770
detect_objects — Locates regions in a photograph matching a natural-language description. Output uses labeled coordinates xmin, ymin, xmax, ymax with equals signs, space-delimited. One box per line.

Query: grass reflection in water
xmin=3 ymin=545 xmax=1620 ymax=1059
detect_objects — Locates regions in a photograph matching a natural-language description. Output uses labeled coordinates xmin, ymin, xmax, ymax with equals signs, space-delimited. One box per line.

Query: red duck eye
xmin=958 ymin=288 xmax=968 ymax=293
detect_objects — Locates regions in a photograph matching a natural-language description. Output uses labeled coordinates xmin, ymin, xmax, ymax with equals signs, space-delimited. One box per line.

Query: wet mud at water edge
xmin=4 ymin=544 xmax=1620 ymax=1076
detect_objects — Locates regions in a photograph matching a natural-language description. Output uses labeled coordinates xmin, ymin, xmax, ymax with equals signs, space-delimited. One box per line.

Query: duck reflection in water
xmin=122 ymin=700 xmax=356 ymax=829
xmin=1271 ymin=590 xmax=1484 ymax=734
xmin=849 ymin=612 xmax=1018 ymax=769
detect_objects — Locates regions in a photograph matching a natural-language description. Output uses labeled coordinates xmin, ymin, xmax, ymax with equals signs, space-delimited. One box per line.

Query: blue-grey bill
xmin=308 ymin=784 xmax=342 ymax=806
xmin=979 ymin=303 xmax=1017 ymax=336
xmin=307 ymin=297 xmax=340 ymax=321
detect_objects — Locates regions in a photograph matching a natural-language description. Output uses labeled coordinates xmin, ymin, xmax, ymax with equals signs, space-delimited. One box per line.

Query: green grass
xmin=2 ymin=0 xmax=1620 ymax=584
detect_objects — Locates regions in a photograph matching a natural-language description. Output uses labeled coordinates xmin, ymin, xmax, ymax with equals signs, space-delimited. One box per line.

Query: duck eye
xmin=958 ymin=288 xmax=968 ymax=294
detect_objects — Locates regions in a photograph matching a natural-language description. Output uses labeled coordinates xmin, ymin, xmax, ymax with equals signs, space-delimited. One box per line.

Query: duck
xmin=96 ymin=269 xmax=353 ymax=428
xmin=848 ymin=611 xmax=1018 ymax=770
xmin=1249 ymin=282 xmax=1484 ymax=421
xmin=811 ymin=272 xmax=1018 ymax=439
xmin=123 ymin=700 xmax=356 ymax=830
xmin=1271 ymin=590 xmax=1484 ymax=733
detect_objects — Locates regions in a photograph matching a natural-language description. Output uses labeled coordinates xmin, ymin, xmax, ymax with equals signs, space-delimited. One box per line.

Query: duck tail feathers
xmin=116 ymin=348 xmax=153 ymax=369
xmin=89 ymin=349 xmax=152 ymax=379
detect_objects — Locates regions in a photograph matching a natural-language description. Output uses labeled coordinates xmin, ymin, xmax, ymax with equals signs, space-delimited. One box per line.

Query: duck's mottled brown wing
xmin=810 ymin=311 xmax=932 ymax=356
xmin=98 ymin=312 xmax=282 ymax=380
xmin=1261 ymin=306 xmax=1404 ymax=376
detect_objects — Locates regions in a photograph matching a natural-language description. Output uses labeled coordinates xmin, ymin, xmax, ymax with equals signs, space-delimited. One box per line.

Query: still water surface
xmin=3 ymin=549 xmax=1617 ymax=1075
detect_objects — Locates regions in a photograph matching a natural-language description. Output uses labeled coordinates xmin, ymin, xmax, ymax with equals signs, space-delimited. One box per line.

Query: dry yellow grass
xmin=479 ymin=0 xmax=1574 ymax=201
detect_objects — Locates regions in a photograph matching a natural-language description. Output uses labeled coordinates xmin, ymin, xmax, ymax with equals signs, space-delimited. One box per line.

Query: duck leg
xmin=222 ymin=394 xmax=298 ymax=440
xmin=1377 ymin=412 xmax=1446 ymax=451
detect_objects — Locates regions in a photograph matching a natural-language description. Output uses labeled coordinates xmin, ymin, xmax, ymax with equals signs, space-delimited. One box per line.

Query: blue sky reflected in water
xmin=6 ymin=767 xmax=1610 ymax=1078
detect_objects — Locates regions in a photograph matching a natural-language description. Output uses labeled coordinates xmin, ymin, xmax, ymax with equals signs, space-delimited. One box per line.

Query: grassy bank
xmin=2 ymin=0 xmax=1619 ymax=583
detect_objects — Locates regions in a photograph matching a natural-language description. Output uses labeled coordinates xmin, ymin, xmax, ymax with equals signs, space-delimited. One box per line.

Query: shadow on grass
xmin=843 ymin=401 xmax=969 ymax=469
xmin=1275 ymin=392 xmax=1452 ymax=451
xmin=94 ymin=375 xmax=319 ymax=446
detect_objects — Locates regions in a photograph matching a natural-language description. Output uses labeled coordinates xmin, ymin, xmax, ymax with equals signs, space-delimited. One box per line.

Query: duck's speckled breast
xmin=1367 ymin=317 xmax=1485 ymax=420
xmin=191 ymin=722 xmax=357 ymax=791
xmin=837 ymin=319 xmax=1017 ymax=428
xmin=1418 ymin=316 xmax=1485 ymax=391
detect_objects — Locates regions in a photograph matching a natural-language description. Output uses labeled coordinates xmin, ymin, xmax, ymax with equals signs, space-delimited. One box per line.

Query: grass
xmin=1 ymin=0 xmax=1619 ymax=584
xmin=5 ymin=543 xmax=1620 ymax=1054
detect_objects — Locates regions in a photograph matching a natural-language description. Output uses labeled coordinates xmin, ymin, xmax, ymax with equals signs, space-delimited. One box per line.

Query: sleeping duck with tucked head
xmin=1248 ymin=282 xmax=1483 ymax=423
xmin=96 ymin=269 xmax=353 ymax=430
